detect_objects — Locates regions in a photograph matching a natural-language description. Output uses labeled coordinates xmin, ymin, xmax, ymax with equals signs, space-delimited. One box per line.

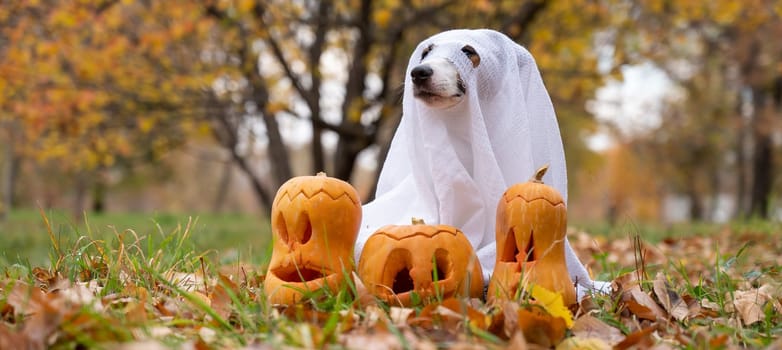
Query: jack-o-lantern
xmin=263 ymin=172 xmax=361 ymax=304
xmin=358 ymin=218 xmax=483 ymax=306
xmin=487 ymin=165 xmax=576 ymax=305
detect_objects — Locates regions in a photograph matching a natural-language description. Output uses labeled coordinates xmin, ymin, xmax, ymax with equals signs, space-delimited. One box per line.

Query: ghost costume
xmin=356 ymin=29 xmax=609 ymax=299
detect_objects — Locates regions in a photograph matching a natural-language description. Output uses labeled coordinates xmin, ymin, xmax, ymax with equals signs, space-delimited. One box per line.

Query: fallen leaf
xmin=502 ymin=301 xmax=520 ymax=338
xmin=124 ymin=301 xmax=148 ymax=324
xmin=440 ymin=298 xmax=490 ymax=330
xmin=530 ymin=285 xmax=574 ymax=328
xmin=516 ymin=306 xmax=567 ymax=347
xmin=389 ymin=307 xmax=414 ymax=327
xmin=209 ymin=274 xmax=238 ymax=321
xmin=555 ymin=337 xmax=612 ymax=350
xmin=505 ymin=330 xmax=529 ymax=350
xmin=623 ymin=287 xmax=666 ymax=321
xmin=351 ymin=272 xmax=377 ymax=308
xmin=0 ymin=323 xmax=28 ymax=350
xmin=652 ymin=272 xmax=688 ymax=321
xmin=614 ymin=326 xmax=656 ymax=350
xmin=732 ymin=288 xmax=774 ymax=325
xmin=571 ymin=315 xmax=625 ymax=346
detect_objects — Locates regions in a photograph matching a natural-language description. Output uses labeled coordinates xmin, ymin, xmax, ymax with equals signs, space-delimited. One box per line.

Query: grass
xmin=0 ymin=209 xmax=272 ymax=267
xmin=0 ymin=210 xmax=781 ymax=348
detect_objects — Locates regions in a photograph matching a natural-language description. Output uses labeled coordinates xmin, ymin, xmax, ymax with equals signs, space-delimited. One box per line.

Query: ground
xmin=0 ymin=211 xmax=780 ymax=349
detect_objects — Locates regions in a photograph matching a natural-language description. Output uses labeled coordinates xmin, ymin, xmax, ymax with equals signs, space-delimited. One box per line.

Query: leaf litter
xmin=1 ymin=226 xmax=781 ymax=348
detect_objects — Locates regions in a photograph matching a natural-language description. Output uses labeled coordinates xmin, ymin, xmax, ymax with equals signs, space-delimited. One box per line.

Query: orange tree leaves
xmin=0 ymin=2 xmax=212 ymax=173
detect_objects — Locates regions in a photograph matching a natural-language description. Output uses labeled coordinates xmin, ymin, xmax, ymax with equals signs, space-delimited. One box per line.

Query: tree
xmin=608 ymin=1 xmax=782 ymax=219
xmin=0 ymin=1 xmax=213 ymax=214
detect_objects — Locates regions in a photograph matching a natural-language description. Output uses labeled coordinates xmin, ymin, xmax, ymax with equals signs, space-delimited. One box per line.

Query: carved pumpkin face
xmin=487 ymin=166 xmax=576 ymax=305
xmin=358 ymin=219 xmax=483 ymax=306
xmin=263 ymin=173 xmax=361 ymax=304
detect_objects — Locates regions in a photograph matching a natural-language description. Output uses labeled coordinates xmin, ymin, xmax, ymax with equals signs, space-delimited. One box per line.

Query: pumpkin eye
xmin=461 ymin=45 xmax=480 ymax=67
xmin=421 ymin=44 xmax=434 ymax=60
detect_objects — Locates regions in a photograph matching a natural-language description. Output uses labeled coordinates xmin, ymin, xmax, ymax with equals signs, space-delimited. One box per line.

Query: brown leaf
xmin=7 ymin=282 xmax=63 ymax=349
xmin=571 ymin=315 xmax=625 ymax=346
xmin=502 ymin=301 xmax=520 ymax=338
xmin=732 ymin=288 xmax=774 ymax=325
xmin=351 ymin=271 xmax=377 ymax=308
xmin=124 ymin=301 xmax=148 ymax=324
xmin=516 ymin=306 xmax=567 ymax=347
xmin=614 ymin=326 xmax=656 ymax=350
xmin=623 ymin=287 xmax=666 ymax=321
xmin=0 ymin=323 xmax=29 ymax=350
xmin=652 ymin=272 xmax=688 ymax=321
xmin=209 ymin=274 xmax=238 ymax=321
xmin=506 ymin=330 xmax=529 ymax=350
xmin=440 ymin=298 xmax=490 ymax=330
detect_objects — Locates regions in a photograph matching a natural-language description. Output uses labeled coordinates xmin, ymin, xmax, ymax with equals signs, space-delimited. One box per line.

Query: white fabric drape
xmin=356 ymin=29 xmax=609 ymax=298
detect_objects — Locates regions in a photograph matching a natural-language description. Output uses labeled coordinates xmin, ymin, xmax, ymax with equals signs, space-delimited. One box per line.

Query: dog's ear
xmin=461 ymin=45 xmax=480 ymax=67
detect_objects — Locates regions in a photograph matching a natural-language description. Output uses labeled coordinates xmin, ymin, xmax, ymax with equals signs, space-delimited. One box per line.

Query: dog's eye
xmin=421 ymin=44 xmax=434 ymax=60
xmin=461 ymin=45 xmax=480 ymax=67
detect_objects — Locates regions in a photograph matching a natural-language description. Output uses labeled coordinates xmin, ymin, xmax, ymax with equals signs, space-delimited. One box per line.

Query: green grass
xmin=0 ymin=209 xmax=272 ymax=267
xmin=573 ymin=216 xmax=782 ymax=242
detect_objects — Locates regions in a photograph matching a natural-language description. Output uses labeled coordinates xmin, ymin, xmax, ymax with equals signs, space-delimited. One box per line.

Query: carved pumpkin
xmin=358 ymin=218 xmax=483 ymax=306
xmin=487 ymin=165 xmax=576 ymax=305
xmin=263 ymin=172 xmax=362 ymax=304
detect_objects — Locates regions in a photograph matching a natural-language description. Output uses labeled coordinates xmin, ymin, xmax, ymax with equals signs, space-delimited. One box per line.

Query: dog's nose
xmin=411 ymin=65 xmax=433 ymax=85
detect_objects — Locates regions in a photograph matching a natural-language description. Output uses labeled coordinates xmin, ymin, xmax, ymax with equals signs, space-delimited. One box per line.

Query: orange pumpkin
xmin=487 ymin=165 xmax=576 ymax=305
xmin=358 ymin=218 xmax=483 ymax=306
xmin=263 ymin=172 xmax=362 ymax=304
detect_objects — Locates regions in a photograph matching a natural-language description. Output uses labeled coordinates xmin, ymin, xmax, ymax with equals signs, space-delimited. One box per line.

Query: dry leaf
xmin=732 ymin=288 xmax=776 ymax=325
xmin=388 ymin=307 xmax=414 ymax=326
xmin=571 ymin=315 xmax=625 ymax=346
xmin=506 ymin=330 xmax=529 ymax=350
xmin=341 ymin=331 xmax=403 ymax=350
xmin=124 ymin=301 xmax=148 ymax=324
xmin=516 ymin=306 xmax=567 ymax=347
xmin=502 ymin=301 xmax=520 ymax=338
xmin=209 ymin=274 xmax=238 ymax=321
xmin=652 ymin=272 xmax=688 ymax=321
xmin=614 ymin=326 xmax=656 ymax=350
xmin=440 ymin=298 xmax=490 ymax=330
xmin=555 ymin=337 xmax=612 ymax=350
xmin=623 ymin=287 xmax=666 ymax=321
xmin=351 ymin=272 xmax=377 ymax=308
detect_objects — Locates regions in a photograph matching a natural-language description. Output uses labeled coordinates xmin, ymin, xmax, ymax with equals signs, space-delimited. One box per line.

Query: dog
xmin=357 ymin=29 xmax=609 ymax=298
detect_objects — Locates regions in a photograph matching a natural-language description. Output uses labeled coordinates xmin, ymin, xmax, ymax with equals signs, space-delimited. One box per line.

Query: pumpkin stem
xmin=411 ymin=217 xmax=425 ymax=225
xmin=531 ymin=164 xmax=549 ymax=183
xmin=316 ymin=171 xmax=327 ymax=177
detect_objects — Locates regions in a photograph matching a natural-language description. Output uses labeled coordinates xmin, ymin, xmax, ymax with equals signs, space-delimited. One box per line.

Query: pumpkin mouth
xmin=382 ymin=248 xmax=451 ymax=296
xmin=500 ymin=228 xmax=536 ymax=263
xmin=271 ymin=264 xmax=332 ymax=283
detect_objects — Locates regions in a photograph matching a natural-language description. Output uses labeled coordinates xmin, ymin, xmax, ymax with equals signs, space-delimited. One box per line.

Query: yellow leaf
xmin=530 ymin=284 xmax=573 ymax=328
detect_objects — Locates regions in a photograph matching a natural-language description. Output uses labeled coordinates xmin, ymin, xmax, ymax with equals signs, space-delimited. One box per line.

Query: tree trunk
xmin=686 ymin=180 xmax=704 ymax=221
xmin=73 ymin=173 xmax=88 ymax=218
xmin=734 ymin=90 xmax=749 ymax=219
xmin=91 ymin=175 xmax=106 ymax=213
xmin=748 ymin=87 xmax=773 ymax=218
xmin=212 ymin=160 xmax=233 ymax=212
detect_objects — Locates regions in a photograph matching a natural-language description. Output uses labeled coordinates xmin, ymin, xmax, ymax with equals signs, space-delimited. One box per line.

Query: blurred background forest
xmin=1 ymin=0 xmax=782 ymax=227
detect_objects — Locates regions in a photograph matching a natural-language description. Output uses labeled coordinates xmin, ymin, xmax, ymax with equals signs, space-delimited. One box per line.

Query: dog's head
xmin=410 ymin=42 xmax=481 ymax=109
